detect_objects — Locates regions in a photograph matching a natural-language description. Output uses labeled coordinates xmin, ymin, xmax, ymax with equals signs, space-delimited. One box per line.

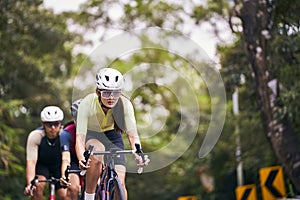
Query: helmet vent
xmin=115 ymin=76 xmax=119 ymax=82
xmin=105 ymin=75 xmax=109 ymax=81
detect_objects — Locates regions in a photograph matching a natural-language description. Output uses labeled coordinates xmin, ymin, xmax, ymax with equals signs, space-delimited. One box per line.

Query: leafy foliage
xmin=0 ymin=0 xmax=82 ymax=198
xmin=1 ymin=0 xmax=300 ymax=199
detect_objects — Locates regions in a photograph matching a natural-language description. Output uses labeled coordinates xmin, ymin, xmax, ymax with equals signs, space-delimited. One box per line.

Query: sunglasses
xmin=44 ymin=121 xmax=61 ymax=128
xmin=99 ymin=90 xmax=121 ymax=99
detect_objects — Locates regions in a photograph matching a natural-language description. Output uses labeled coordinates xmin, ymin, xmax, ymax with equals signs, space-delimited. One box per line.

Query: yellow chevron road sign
xmin=259 ymin=166 xmax=286 ymax=200
xmin=177 ymin=196 xmax=197 ymax=200
xmin=235 ymin=184 xmax=257 ymax=200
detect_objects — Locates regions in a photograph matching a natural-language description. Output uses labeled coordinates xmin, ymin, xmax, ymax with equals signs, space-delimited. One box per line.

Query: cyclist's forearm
xmin=61 ymin=151 xmax=70 ymax=177
xmin=127 ymin=130 xmax=141 ymax=149
xmin=26 ymin=160 xmax=36 ymax=185
xmin=76 ymin=134 xmax=86 ymax=161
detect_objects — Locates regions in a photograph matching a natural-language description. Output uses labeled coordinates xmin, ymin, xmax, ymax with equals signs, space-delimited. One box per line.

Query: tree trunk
xmin=237 ymin=0 xmax=300 ymax=192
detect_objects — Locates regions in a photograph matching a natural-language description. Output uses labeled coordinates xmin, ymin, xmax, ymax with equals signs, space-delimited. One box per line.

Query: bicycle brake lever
xmin=135 ymin=143 xmax=146 ymax=174
xmin=137 ymin=166 xmax=144 ymax=174
xmin=80 ymin=144 xmax=94 ymax=176
xmin=65 ymin=165 xmax=70 ymax=182
xmin=135 ymin=143 xmax=145 ymax=161
xmin=135 ymin=143 xmax=141 ymax=152
xmin=30 ymin=176 xmax=38 ymax=187
xmin=61 ymin=169 xmax=69 ymax=189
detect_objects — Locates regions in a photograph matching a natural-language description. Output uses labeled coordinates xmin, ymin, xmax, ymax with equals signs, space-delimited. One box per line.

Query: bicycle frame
xmin=81 ymin=143 xmax=146 ymax=200
xmin=93 ymin=148 xmax=134 ymax=200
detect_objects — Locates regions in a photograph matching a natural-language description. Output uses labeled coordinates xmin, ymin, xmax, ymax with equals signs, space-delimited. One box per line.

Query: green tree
xmin=0 ymin=0 xmax=82 ymax=198
xmin=2 ymin=0 xmax=300 ymax=199
xmin=227 ymin=0 xmax=300 ymax=192
xmin=69 ymin=0 xmax=300 ymax=198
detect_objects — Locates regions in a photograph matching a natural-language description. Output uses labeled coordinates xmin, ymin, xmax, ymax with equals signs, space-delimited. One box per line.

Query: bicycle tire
xmin=108 ymin=177 xmax=125 ymax=200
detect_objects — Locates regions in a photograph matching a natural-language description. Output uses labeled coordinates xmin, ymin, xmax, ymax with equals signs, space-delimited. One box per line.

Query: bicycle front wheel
xmin=108 ymin=178 xmax=125 ymax=200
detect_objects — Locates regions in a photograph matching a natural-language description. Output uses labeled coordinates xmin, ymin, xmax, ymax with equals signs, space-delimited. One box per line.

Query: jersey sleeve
xmin=77 ymin=93 xmax=108 ymax=133
xmin=60 ymin=130 xmax=71 ymax=152
xmin=26 ymin=130 xmax=44 ymax=161
xmin=123 ymin=97 xmax=137 ymax=132
xmin=76 ymin=94 xmax=92 ymax=135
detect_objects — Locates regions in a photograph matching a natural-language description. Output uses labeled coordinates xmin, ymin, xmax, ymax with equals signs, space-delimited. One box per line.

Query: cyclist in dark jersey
xmin=60 ymin=99 xmax=82 ymax=200
xmin=24 ymin=106 xmax=66 ymax=200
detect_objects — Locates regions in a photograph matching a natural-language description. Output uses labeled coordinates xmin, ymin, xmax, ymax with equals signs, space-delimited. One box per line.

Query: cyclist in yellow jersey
xmin=75 ymin=68 xmax=149 ymax=200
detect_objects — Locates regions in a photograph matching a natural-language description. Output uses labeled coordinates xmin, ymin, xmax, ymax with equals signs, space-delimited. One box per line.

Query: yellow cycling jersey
xmin=76 ymin=93 xmax=137 ymax=134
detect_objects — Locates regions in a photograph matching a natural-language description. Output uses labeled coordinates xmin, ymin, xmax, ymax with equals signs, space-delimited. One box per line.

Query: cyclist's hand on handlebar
xmin=79 ymin=144 xmax=94 ymax=172
xmin=79 ymin=158 xmax=91 ymax=170
xmin=135 ymin=154 xmax=150 ymax=167
xmin=134 ymin=143 xmax=150 ymax=169
xmin=61 ymin=165 xmax=71 ymax=187
xmin=24 ymin=184 xmax=35 ymax=196
xmin=60 ymin=176 xmax=71 ymax=187
xmin=59 ymin=176 xmax=71 ymax=188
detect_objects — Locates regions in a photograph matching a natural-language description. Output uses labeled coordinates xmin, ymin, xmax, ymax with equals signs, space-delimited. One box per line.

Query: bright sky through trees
xmin=43 ymin=0 xmax=228 ymax=60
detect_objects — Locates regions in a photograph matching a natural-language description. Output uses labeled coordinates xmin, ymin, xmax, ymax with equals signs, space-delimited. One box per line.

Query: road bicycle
xmin=29 ymin=175 xmax=61 ymax=200
xmin=29 ymin=164 xmax=78 ymax=200
xmin=81 ymin=143 xmax=147 ymax=200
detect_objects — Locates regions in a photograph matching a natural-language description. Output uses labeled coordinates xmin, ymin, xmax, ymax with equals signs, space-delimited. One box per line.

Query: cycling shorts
xmin=69 ymin=161 xmax=80 ymax=175
xmin=85 ymin=129 xmax=126 ymax=166
xmin=36 ymin=162 xmax=63 ymax=190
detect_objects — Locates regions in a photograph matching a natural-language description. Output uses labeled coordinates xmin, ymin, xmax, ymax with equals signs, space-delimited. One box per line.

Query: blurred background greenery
xmin=1 ymin=0 xmax=300 ymax=199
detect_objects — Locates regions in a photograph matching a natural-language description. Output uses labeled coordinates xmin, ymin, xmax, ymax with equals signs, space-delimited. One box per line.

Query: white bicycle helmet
xmin=96 ymin=68 xmax=124 ymax=90
xmin=40 ymin=106 xmax=64 ymax=122
xmin=71 ymin=99 xmax=82 ymax=118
